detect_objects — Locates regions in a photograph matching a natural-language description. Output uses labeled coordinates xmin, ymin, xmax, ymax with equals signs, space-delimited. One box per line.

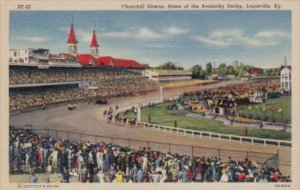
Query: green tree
xmin=226 ymin=65 xmax=235 ymax=75
xmin=218 ymin=63 xmax=227 ymax=75
xmin=143 ymin=63 xmax=152 ymax=69
xmin=205 ymin=62 xmax=213 ymax=75
xmin=190 ymin=64 xmax=203 ymax=79
xmin=155 ymin=62 xmax=184 ymax=70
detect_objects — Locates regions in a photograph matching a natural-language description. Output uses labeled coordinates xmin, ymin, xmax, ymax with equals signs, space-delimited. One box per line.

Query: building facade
xmin=280 ymin=66 xmax=291 ymax=92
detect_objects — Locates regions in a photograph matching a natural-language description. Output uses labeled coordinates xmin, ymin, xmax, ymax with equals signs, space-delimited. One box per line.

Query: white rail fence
xmin=137 ymin=121 xmax=291 ymax=147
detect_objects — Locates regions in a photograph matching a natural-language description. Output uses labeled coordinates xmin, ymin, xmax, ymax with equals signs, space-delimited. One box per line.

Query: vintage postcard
xmin=0 ymin=0 xmax=299 ymax=190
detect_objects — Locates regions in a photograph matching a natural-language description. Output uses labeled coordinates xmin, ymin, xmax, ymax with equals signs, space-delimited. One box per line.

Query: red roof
xmin=112 ymin=58 xmax=144 ymax=69
xmin=90 ymin=30 xmax=99 ymax=47
xmin=76 ymin=54 xmax=144 ymax=69
xmin=67 ymin=23 xmax=78 ymax=44
xmin=95 ymin=56 xmax=112 ymax=67
xmin=76 ymin=54 xmax=92 ymax=66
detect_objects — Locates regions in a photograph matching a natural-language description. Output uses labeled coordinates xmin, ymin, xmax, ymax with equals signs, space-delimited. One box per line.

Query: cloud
xmin=103 ymin=27 xmax=162 ymax=40
xmin=136 ymin=27 xmax=162 ymax=40
xmin=195 ymin=29 xmax=288 ymax=48
xmin=164 ymin=26 xmax=188 ymax=35
xmin=103 ymin=26 xmax=187 ymax=40
xmin=255 ymin=31 xmax=286 ymax=38
xmin=16 ymin=36 xmax=48 ymax=43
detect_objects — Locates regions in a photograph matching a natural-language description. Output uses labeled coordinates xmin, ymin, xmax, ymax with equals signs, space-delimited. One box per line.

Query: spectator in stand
xmin=9 ymin=78 xmax=159 ymax=112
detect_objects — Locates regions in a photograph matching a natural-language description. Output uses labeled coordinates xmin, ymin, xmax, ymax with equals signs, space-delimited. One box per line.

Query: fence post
xmin=251 ymin=138 xmax=253 ymax=145
xmin=111 ymin=137 xmax=113 ymax=144
xmin=240 ymin=137 xmax=242 ymax=144
xmin=67 ymin=131 xmax=70 ymax=140
xmin=128 ymin=139 xmax=131 ymax=148
xmin=218 ymin=134 xmax=221 ymax=141
xmin=192 ymin=146 xmax=194 ymax=157
xmin=192 ymin=131 xmax=194 ymax=138
xmin=278 ymin=141 xmax=280 ymax=147
xmin=277 ymin=149 xmax=280 ymax=166
xmin=264 ymin=139 xmax=266 ymax=146
xmin=209 ymin=133 xmax=212 ymax=140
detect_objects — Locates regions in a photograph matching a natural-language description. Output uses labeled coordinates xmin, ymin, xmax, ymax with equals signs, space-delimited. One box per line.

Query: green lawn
xmin=126 ymin=102 xmax=291 ymax=140
xmin=238 ymin=96 xmax=291 ymax=123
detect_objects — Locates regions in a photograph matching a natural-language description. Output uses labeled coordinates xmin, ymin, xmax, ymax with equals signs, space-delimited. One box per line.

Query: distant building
xmin=233 ymin=60 xmax=239 ymax=69
xmin=145 ymin=69 xmax=192 ymax=82
xmin=280 ymin=57 xmax=291 ymax=92
xmin=232 ymin=60 xmax=243 ymax=69
xmin=280 ymin=65 xmax=291 ymax=92
xmin=9 ymin=48 xmax=49 ymax=64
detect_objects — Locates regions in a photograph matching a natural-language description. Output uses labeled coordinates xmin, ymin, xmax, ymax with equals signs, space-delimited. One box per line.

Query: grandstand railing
xmin=136 ymin=121 xmax=292 ymax=147
xmin=28 ymin=128 xmax=283 ymax=167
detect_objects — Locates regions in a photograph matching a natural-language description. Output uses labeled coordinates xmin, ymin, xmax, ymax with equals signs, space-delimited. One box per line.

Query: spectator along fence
xmin=29 ymin=128 xmax=289 ymax=170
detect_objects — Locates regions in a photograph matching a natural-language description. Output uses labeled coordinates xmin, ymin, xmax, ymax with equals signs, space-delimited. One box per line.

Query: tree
xmin=217 ymin=63 xmax=227 ymax=75
xmin=190 ymin=64 xmax=206 ymax=79
xmin=143 ymin=63 xmax=152 ymax=69
xmin=190 ymin=64 xmax=201 ymax=78
xmin=226 ymin=65 xmax=235 ymax=75
xmin=155 ymin=62 xmax=184 ymax=70
xmin=205 ymin=62 xmax=212 ymax=75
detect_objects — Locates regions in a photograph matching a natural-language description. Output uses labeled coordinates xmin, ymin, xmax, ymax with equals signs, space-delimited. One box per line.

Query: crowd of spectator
xmin=181 ymin=80 xmax=281 ymax=116
xmin=9 ymin=67 xmax=143 ymax=85
xmin=9 ymin=78 xmax=159 ymax=112
xmin=9 ymin=127 xmax=290 ymax=183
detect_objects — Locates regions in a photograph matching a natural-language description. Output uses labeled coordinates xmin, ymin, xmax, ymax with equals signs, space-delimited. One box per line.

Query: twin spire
xmin=67 ymin=21 xmax=100 ymax=57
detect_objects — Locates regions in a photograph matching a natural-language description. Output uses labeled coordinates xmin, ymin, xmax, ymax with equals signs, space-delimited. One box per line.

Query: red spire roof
xmin=67 ymin=23 xmax=78 ymax=44
xmin=90 ymin=29 xmax=99 ymax=47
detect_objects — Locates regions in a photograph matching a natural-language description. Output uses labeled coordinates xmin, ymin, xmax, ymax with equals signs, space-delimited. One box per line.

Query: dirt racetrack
xmin=9 ymin=83 xmax=291 ymax=176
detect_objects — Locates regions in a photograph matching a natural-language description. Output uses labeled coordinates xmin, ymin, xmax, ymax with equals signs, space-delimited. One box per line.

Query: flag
xmin=278 ymin=108 xmax=282 ymax=113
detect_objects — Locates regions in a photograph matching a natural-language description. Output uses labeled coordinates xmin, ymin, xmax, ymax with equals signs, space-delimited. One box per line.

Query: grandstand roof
xmin=75 ymin=54 xmax=144 ymax=69
xmin=67 ymin=23 xmax=78 ymax=44
xmin=95 ymin=56 xmax=112 ymax=67
xmin=76 ymin=54 xmax=91 ymax=66
xmin=90 ymin=29 xmax=99 ymax=47
xmin=112 ymin=58 xmax=144 ymax=69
